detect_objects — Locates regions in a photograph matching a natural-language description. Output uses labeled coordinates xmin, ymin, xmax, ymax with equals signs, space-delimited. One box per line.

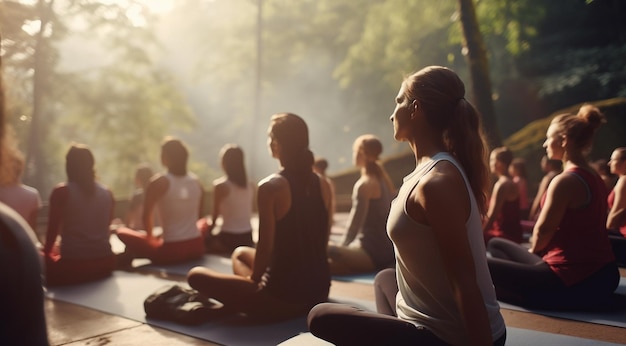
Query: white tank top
xmin=387 ymin=152 xmax=505 ymax=344
xmin=218 ymin=180 xmax=253 ymax=234
xmin=157 ymin=173 xmax=202 ymax=242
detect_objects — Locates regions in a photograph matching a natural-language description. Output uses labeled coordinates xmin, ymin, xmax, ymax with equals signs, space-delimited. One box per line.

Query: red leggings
xmin=116 ymin=227 xmax=205 ymax=265
xmin=44 ymin=253 xmax=116 ymax=287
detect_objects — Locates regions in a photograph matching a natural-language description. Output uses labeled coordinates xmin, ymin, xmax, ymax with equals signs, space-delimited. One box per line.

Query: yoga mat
xmin=134 ymin=253 xmax=378 ymax=285
xmin=331 ymin=272 xmax=376 ymax=284
xmin=278 ymin=328 xmax=625 ymax=346
xmin=133 ymin=254 xmax=233 ymax=276
xmin=499 ymin=277 xmax=626 ymax=329
xmin=44 ymin=271 xmax=378 ymax=346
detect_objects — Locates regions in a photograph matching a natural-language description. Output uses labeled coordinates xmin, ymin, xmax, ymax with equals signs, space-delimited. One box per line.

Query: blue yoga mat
xmin=134 ymin=254 xmax=380 ymax=284
xmin=278 ymin=328 xmax=624 ymax=346
xmin=499 ymin=277 xmax=626 ymax=329
xmin=44 ymin=271 xmax=379 ymax=346
xmin=133 ymin=254 xmax=233 ymax=276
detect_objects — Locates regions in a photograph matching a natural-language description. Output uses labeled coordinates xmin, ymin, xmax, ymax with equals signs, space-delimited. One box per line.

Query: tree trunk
xmin=457 ymin=0 xmax=501 ymax=148
xmin=25 ymin=0 xmax=53 ymax=190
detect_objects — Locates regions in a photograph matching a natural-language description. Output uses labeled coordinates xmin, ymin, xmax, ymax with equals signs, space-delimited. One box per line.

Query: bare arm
xmin=317 ymin=174 xmax=333 ymax=241
xmin=342 ymin=179 xmax=370 ymax=246
xmin=142 ymin=175 xmax=168 ymax=239
xmin=44 ymin=185 xmax=67 ymax=256
xmin=413 ymin=162 xmax=493 ymax=345
xmin=482 ymin=179 xmax=509 ymax=231
xmin=529 ymin=174 xmax=551 ymax=221
xmin=251 ymin=175 xmax=287 ymax=282
xmin=530 ymin=173 xmax=580 ymax=253
xmin=607 ymin=176 xmax=626 ymax=229
xmin=209 ymin=179 xmax=228 ymax=230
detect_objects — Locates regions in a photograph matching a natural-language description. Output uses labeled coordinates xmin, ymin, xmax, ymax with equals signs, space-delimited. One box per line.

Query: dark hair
xmin=66 ymin=144 xmax=96 ymax=195
xmin=403 ymin=66 xmax=489 ymax=214
xmin=354 ymin=134 xmax=384 ymax=177
xmin=541 ymin=155 xmax=562 ymax=172
xmin=135 ymin=163 xmax=153 ymax=189
xmin=220 ymin=144 xmax=247 ymax=188
xmin=492 ymin=146 xmax=513 ymax=167
xmin=269 ymin=113 xmax=314 ymax=177
xmin=510 ymin=158 xmax=527 ymax=179
xmin=161 ymin=137 xmax=188 ymax=176
xmin=313 ymin=158 xmax=329 ymax=173
xmin=551 ymin=104 xmax=606 ymax=151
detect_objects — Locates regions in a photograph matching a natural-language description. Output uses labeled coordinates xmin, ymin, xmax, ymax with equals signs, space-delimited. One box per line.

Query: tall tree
xmin=1 ymin=0 xmax=194 ymax=196
xmin=457 ymin=0 xmax=501 ymax=148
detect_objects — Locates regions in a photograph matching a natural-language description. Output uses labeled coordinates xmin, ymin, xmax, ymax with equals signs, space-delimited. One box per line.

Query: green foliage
xmin=1 ymin=0 xmax=196 ymax=197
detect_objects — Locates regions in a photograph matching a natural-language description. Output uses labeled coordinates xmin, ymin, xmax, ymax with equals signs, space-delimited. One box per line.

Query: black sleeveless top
xmin=260 ymin=169 xmax=330 ymax=306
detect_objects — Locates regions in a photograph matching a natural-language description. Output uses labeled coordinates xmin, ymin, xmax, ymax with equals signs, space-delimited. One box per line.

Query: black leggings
xmin=307 ymin=269 xmax=506 ymax=346
xmin=487 ymin=238 xmax=620 ymax=310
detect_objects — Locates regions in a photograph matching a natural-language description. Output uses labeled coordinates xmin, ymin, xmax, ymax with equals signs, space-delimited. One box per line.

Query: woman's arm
xmin=317 ymin=174 xmax=333 ymax=241
xmin=142 ymin=175 xmax=168 ymax=239
xmin=341 ymin=178 xmax=370 ymax=246
xmin=530 ymin=175 xmax=551 ymax=221
xmin=414 ymin=162 xmax=493 ymax=345
xmin=250 ymin=175 xmax=286 ymax=282
xmin=607 ymin=177 xmax=626 ymax=229
xmin=482 ymin=180 xmax=504 ymax=232
xmin=209 ymin=180 xmax=228 ymax=231
xmin=43 ymin=185 xmax=67 ymax=256
xmin=529 ymin=173 xmax=578 ymax=253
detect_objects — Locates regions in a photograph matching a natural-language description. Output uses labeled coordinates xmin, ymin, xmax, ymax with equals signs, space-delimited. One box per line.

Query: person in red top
xmin=483 ymin=147 xmax=523 ymax=244
xmin=487 ymin=105 xmax=619 ymax=310
xmin=606 ymin=147 xmax=626 ymax=266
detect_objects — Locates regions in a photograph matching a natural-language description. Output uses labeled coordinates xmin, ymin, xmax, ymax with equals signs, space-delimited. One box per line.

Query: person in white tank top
xmin=308 ymin=66 xmax=506 ymax=345
xmin=116 ymin=137 xmax=206 ymax=265
xmin=200 ymin=144 xmax=255 ymax=254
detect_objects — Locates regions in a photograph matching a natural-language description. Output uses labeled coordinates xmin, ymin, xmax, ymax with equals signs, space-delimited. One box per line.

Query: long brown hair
xmin=403 ymin=66 xmax=489 ymax=214
xmin=269 ymin=113 xmax=314 ymax=179
xmin=161 ymin=137 xmax=188 ymax=176
xmin=220 ymin=144 xmax=247 ymax=188
xmin=354 ymin=134 xmax=394 ymax=192
xmin=66 ymin=144 xmax=96 ymax=195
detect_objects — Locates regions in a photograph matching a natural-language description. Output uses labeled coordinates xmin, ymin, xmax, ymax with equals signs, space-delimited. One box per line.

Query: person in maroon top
xmin=607 ymin=147 xmax=626 ymax=266
xmin=483 ymin=147 xmax=523 ymax=244
xmin=43 ymin=144 xmax=117 ymax=286
xmin=487 ymin=105 xmax=619 ymax=310
xmin=186 ymin=113 xmax=333 ymax=322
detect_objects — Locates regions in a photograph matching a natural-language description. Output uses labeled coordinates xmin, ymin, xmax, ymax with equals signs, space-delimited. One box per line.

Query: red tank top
xmin=607 ymin=189 xmax=626 ymax=237
xmin=541 ymin=167 xmax=615 ymax=286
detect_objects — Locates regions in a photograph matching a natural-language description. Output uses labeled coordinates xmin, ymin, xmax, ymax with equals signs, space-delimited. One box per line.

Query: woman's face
xmin=609 ymin=150 xmax=626 ymax=176
xmin=353 ymin=144 xmax=366 ymax=167
xmin=390 ymin=84 xmax=414 ymax=142
xmin=267 ymin=129 xmax=279 ymax=159
xmin=489 ymin=151 xmax=501 ymax=175
xmin=543 ymin=124 xmax=564 ymax=160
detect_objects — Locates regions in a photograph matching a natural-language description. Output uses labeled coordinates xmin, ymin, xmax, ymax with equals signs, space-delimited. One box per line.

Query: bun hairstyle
xmin=403 ymin=66 xmax=489 ymax=215
xmin=220 ymin=144 xmax=247 ymax=188
xmin=66 ymin=143 xmax=96 ymax=195
xmin=269 ymin=113 xmax=314 ymax=178
xmin=551 ymin=104 xmax=606 ymax=151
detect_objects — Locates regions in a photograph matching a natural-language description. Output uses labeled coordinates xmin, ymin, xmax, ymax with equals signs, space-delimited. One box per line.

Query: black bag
xmin=144 ymin=284 xmax=220 ymax=325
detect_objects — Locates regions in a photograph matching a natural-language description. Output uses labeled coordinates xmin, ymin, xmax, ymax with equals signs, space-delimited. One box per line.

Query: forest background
xmin=2 ymin=0 xmax=626 ymax=201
